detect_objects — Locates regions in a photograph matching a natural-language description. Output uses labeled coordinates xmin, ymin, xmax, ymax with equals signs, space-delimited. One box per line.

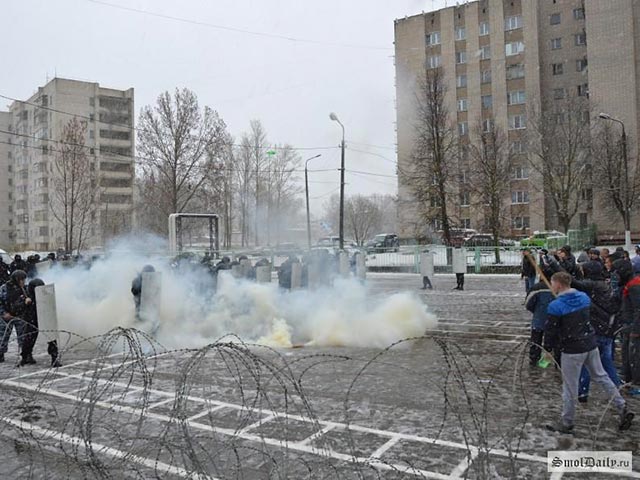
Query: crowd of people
xmin=522 ymin=244 xmax=640 ymax=433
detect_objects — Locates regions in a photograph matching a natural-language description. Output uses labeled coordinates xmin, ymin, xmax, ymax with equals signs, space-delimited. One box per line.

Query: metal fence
xmin=364 ymin=245 xmax=523 ymax=274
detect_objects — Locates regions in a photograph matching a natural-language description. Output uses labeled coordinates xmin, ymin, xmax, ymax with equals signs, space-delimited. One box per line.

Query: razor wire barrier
xmin=0 ymin=327 xmax=631 ymax=479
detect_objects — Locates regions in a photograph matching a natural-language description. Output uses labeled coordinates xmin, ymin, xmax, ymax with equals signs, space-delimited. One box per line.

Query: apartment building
xmin=0 ymin=112 xmax=11 ymax=247
xmin=2 ymin=78 xmax=134 ymax=252
xmin=394 ymin=0 xmax=640 ymax=240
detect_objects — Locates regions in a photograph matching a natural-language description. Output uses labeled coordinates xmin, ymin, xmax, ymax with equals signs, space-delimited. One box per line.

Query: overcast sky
xmin=2 ymin=0 xmax=447 ymax=214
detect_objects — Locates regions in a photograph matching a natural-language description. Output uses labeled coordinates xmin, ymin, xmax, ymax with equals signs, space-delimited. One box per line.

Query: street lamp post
xmin=330 ymin=112 xmax=346 ymax=251
xmin=304 ymin=154 xmax=322 ymax=250
xmin=599 ymin=113 xmax=632 ymax=252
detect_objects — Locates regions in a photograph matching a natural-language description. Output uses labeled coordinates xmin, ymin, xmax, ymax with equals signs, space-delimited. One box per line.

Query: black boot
xmin=0 ymin=353 xmax=4 ymax=363
xmin=47 ymin=341 xmax=62 ymax=368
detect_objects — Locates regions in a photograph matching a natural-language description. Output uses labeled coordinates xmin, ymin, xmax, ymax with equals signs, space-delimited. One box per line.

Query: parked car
xmin=439 ymin=228 xmax=477 ymax=247
xmin=366 ymin=234 xmax=400 ymax=253
xmin=520 ymin=230 xmax=566 ymax=248
xmin=464 ymin=234 xmax=517 ymax=247
xmin=315 ymin=237 xmax=357 ymax=251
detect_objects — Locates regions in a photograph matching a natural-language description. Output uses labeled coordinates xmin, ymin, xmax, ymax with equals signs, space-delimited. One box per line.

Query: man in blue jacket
xmin=544 ymin=272 xmax=634 ymax=433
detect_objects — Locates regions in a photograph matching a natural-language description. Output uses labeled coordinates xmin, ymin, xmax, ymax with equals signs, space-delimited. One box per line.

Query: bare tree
xmin=323 ymin=194 xmax=382 ymax=246
xmin=527 ymin=96 xmax=592 ymax=233
xmin=243 ymin=120 xmax=269 ymax=246
xmin=468 ymin=119 xmax=513 ymax=262
xmin=235 ymin=136 xmax=255 ymax=247
xmin=269 ymin=145 xmax=302 ymax=244
xmin=50 ymin=117 xmax=99 ymax=254
xmin=592 ymin=122 xmax=640 ymax=234
xmin=400 ymin=68 xmax=458 ymax=245
xmin=137 ymin=88 xmax=227 ymax=234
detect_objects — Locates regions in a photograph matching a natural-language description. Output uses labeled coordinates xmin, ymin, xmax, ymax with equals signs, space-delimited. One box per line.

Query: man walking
xmin=544 ymin=272 xmax=634 ymax=433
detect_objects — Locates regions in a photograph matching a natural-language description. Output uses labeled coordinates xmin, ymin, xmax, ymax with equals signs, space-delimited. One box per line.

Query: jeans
xmin=561 ymin=348 xmax=626 ymax=426
xmin=525 ymin=275 xmax=537 ymax=294
xmin=579 ymin=336 xmax=621 ymax=397
xmin=0 ymin=316 xmax=28 ymax=354
xmin=530 ymin=329 xmax=544 ymax=364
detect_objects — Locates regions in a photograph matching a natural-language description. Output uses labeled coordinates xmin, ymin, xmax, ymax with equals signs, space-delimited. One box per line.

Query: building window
xmin=479 ymin=22 xmax=490 ymax=36
xmin=553 ymin=88 xmax=566 ymax=99
xmin=551 ymin=38 xmax=562 ymax=50
xmin=552 ymin=63 xmax=564 ymax=75
xmin=579 ymin=213 xmax=588 ymax=228
xmin=506 ymin=63 xmax=525 ymax=80
xmin=455 ymin=26 xmax=467 ymax=41
xmin=507 ymin=90 xmax=526 ymax=105
xmin=573 ymin=8 xmax=585 ymax=20
xmin=577 ymin=83 xmax=589 ymax=97
xmin=511 ymin=191 xmax=529 ymax=204
xmin=457 ymin=99 xmax=468 ymax=112
xmin=504 ymin=15 xmax=523 ymax=31
xmin=576 ymin=58 xmax=588 ymax=72
xmin=461 ymin=218 xmax=471 ymax=229
xmin=513 ymin=216 xmax=530 ymax=229
xmin=455 ymin=51 xmax=467 ymax=64
xmin=505 ymin=41 xmax=525 ymax=56
xmin=89 ymin=97 xmax=95 ymax=107
xmin=39 ymin=226 xmax=49 ymax=236
xmin=460 ymin=191 xmax=471 ymax=206
xmin=89 ymin=113 xmax=95 ymax=121
xmin=481 ymin=95 xmax=493 ymax=109
xmin=89 ymin=129 xmax=95 ymax=139
xmin=456 ymin=74 xmax=468 ymax=88
xmin=509 ymin=114 xmax=527 ymax=130
xmin=482 ymin=118 xmax=494 ymax=133
xmin=481 ymin=69 xmax=492 ymax=84
xmin=574 ymin=32 xmax=587 ymax=46
xmin=480 ymin=45 xmax=491 ymax=60
xmin=426 ymin=32 xmax=441 ymax=45
xmin=512 ymin=166 xmax=529 ymax=179
xmin=427 ymin=55 xmax=441 ymax=69
xmin=550 ymin=13 xmax=561 ymax=25
xmin=458 ymin=122 xmax=469 ymax=136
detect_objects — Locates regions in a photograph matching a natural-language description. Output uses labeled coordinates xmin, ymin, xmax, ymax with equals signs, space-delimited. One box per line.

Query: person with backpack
xmin=570 ymin=261 xmax=635 ymax=401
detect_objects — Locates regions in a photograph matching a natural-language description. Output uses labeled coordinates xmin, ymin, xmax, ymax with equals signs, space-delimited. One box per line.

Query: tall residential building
xmin=394 ymin=0 xmax=640 ymax=241
xmin=0 ymin=112 xmax=12 ymax=247
xmin=2 ymin=78 xmax=134 ymax=252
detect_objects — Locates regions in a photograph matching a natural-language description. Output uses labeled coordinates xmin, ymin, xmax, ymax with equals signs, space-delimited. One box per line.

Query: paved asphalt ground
xmin=0 ymin=273 xmax=638 ymax=479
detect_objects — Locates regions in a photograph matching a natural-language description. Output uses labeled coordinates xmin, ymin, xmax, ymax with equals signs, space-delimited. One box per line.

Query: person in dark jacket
xmin=19 ymin=278 xmax=45 ymax=366
xmin=278 ymin=255 xmax=298 ymax=290
xmin=0 ymin=270 xmax=31 ymax=363
xmin=558 ymin=245 xmax=580 ymax=279
xmin=0 ymin=258 xmax=9 ymax=285
xmin=614 ymin=258 xmax=640 ymax=389
xmin=544 ymin=272 xmax=633 ymax=433
xmin=571 ymin=261 xmax=625 ymax=401
xmin=131 ymin=265 xmax=156 ymax=319
xmin=525 ymin=278 xmax=554 ymax=365
xmin=9 ymin=255 xmax=27 ymax=274
xmin=521 ymin=249 xmax=537 ymax=294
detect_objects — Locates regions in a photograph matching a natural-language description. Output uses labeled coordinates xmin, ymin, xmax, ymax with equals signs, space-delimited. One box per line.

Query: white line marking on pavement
xmin=187 ymin=404 xmax=227 ymax=422
xmin=0 ymin=415 xmax=217 ymax=479
xmin=449 ymin=450 xmax=479 ymax=478
xmin=297 ymin=423 xmax=338 ymax=446
xmin=369 ymin=434 xmax=401 ymax=459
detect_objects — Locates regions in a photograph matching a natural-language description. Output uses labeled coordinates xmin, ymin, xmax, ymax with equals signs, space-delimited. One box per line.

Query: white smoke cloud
xmin=41 ymin=238 xmax=437 ymax=349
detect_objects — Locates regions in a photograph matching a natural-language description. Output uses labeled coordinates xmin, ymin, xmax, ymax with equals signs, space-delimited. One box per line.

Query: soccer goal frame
xmin=168 ymin=213 xmax=219 ymax=255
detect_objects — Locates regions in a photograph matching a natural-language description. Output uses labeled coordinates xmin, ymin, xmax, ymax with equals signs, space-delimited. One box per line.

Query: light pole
xmin=599 ymin=113 xmax=632 ymax=252
xmin=305 ymin=154 xmax=322 ymax=250
xmin=330 ymin=112 xmax=346 ymax=251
